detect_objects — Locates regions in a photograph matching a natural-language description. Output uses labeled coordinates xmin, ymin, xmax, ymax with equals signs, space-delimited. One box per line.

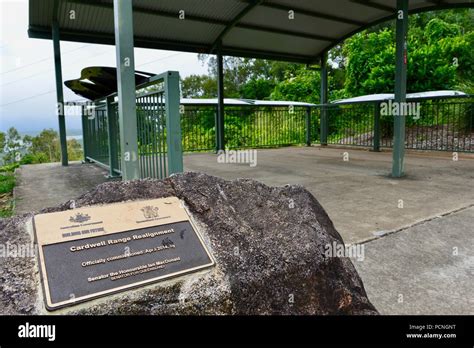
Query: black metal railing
xmin=180 ymin=103 xmax=316 ymax=152
xmin=84 ymin=95 xmax=473 ymax=164
xmin=314 ymin=96 xmax=473 ymax=152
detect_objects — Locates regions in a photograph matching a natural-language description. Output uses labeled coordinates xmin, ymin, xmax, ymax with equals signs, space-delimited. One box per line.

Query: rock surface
xmin=0 ymin=172 xmax=377 ymax=315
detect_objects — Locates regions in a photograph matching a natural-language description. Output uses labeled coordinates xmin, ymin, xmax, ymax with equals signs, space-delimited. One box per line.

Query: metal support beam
xmin=52 ymin=19 xmax=68 ymax=166
xmin=164 ymin=71 xmax=184 ymax=174
xmin=350 ymin=0 xmax=396 ymax=13
xmin=113 ymin=0 xmax=139 ymax=180
xmin=320 ymin=52 xmax=328 ymax=146
xmin=216 ymin=48 xmax=225 ymax=152
xmin=211 ymin=0 xmax=263 ymax=51
xmin=244 ymin=0 xmax=367 ymax=26
xmin=106 ymin=97 xmax=119 ymax=177
xmin=392 ymin=0 xmax=408 ymax=177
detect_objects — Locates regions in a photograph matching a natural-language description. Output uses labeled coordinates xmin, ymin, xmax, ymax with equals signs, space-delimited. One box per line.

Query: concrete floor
xmin=14 ymin=162 xmax=111 ymax=214
xmin=184 ymin=146 xmax=474 ymax=244
xmin=353 ymin=206 xmax=474 ymax=315
xmin=11 ymin=147 xmax=474 ymax=315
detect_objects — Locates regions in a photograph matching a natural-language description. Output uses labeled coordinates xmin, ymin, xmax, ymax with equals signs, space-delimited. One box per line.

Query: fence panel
xmin=180 ymin=104 xmax=312 ymax=151
xmin=314 ymin=97 xmax=473 ymax=153
xmin=181 ymin=105 xmax=216 ymax=152
xmin=84 ymin=106 xmax=110 ymax=167
xmin=325 ymin=103 xmax=376 ymax=147
xmin=225 ymin=105 xmax=305 ymax=148
xmin=82 ymin=71 xmax=183 ymax=179
xmin=136 ymin=91 xmax=168 ymax=179
xmin=402 ymin=100 xmax=474 ymax=152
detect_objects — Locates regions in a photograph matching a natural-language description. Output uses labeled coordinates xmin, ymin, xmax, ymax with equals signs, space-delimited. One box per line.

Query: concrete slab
xmin=353 ymin=206 xmax=474 ymax=315
xmin=14 ymin=162 xmax=112 ymax=214
xmin=184 ymin=147 xmax=474 ymax=244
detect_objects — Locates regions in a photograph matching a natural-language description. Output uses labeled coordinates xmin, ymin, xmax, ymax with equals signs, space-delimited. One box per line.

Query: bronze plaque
xmin=33 ymin=197 xmax=214 ymax=310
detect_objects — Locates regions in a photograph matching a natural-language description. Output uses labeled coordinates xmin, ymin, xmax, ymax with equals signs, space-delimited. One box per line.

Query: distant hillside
xmin=19 ymin=129 xmax=83 ymax=137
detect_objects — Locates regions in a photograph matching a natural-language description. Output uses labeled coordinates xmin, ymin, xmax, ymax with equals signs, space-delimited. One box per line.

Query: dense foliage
xmin=344 ymin=14 xmax=474 ymax=96
xmin=0 ymin=127 xmax=83 ymax=166
xmin=181 ymin=9 xmax=473 ymax=102
xmin=178 ymin=9 xmax=473 ymax=151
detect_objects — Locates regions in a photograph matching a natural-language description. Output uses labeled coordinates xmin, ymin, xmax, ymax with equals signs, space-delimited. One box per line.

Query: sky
xmin=0 ymin=0 xmax=207 ymax=133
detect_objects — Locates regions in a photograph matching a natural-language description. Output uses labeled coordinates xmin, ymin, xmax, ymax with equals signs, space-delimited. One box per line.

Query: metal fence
xmin=316 ymin=96 xmax=474 ymax=152
xmin=180 ymin=105 xmax=216 ymax=152
xmin=136 ymin=91 xmax=169 ymax=178
xmin=82 ymin=106 xmax=110 ymax=167
xmin=82 ymin=71 xmax=182 ymax=179
xmin=82 ymin=93 xmax=473 ymax=179
xmin=180 ymin=96 xmax=473 ymax=153
xmin=180 ymin=104 xmax=315 ymax=151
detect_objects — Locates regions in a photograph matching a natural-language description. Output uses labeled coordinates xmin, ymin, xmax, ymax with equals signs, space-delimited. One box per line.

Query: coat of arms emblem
xmin=141 ymin=206 xmax=160 ymax=219
xmin=69 ymin=213 xmax=91 ymax=223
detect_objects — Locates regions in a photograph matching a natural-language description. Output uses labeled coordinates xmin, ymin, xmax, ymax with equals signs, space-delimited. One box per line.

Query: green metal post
xmin=113 ymin=0 xmax=139 ymax=180
xmin=81 ymin=105 xmax=89 ymax=162
xmin=164 ymin=71 xmax=184 ymax=174
xmin=52 ymin=19 xmax=68 ymax=166
xmin=106 ymin=97 xmax=119 ymax=177
xmin=373 ymin=101 xmax=381 ymax=152
xmin=216 ymin=48 xmax=225 ymax=152
xmin=392 ymin=0 xmax=408 ymax=177
xmin=320 ymin=52 xmax=328 ymax=146
xmin=305 ymin=106 xmax=312 ymax=146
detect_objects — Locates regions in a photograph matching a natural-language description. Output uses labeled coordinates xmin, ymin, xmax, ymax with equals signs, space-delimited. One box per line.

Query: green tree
xmin=181 ymin=74 xmax=216 ymax=98
xmin=240 ymin=78 xmax=275 ymax=100
xmin=196 ymin=55 xmax=300 ymax=99
xmin=67 ymin=138 xmax=83 ymax=161
xmin=20 ymin=129 xmax=83 ymax=163
xmin=343 ymin=11 xmax=473 ymax=96
xmin=3 ymin=127 xmax=23 ymax=163
xmin=271 ymin=69 xmax=321 ymax=103
xmin=29 ymin=129 xmax=61 ymax=162
xmin=0 ymin=132 xmax=5 ymax=153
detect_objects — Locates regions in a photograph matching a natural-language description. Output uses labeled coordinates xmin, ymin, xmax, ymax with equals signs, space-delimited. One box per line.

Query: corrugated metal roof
xmin=28 ymin=0 xmax=473 ymax=63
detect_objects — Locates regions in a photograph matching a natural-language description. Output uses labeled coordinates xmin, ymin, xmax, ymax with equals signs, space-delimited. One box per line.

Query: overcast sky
xmin=0 ymin=0 xmax=207 ymax=133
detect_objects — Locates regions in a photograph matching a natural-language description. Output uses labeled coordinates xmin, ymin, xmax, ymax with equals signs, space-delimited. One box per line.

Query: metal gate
xmin=81 ymin=71 xmax=182 ymax=179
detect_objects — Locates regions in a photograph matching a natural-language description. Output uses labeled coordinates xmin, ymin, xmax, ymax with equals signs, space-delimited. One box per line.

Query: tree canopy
xmin=180 ymin=9 xmax=473 ymax=103
xmin=0 ymin=128 xmax=83 ymax=165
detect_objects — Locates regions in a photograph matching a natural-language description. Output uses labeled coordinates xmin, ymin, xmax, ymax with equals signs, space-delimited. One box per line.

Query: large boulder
xmin=0 ymin=172 xmax=377 ymax=315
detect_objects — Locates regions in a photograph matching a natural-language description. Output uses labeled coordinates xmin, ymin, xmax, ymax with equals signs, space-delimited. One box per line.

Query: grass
xmin=0 ymin=163 xmax=18 ymax=218
xmin=0 ymin=173 xmax=15 ymax=194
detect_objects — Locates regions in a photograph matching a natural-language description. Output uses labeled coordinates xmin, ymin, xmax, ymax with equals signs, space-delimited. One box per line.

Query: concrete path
xmin=184 ymin=147 xmax=474 ymax=244
xmin=14 ymin=162 xmax=111 ymax=214
xmin=353 ymin=206 xmax=474 ymax=315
